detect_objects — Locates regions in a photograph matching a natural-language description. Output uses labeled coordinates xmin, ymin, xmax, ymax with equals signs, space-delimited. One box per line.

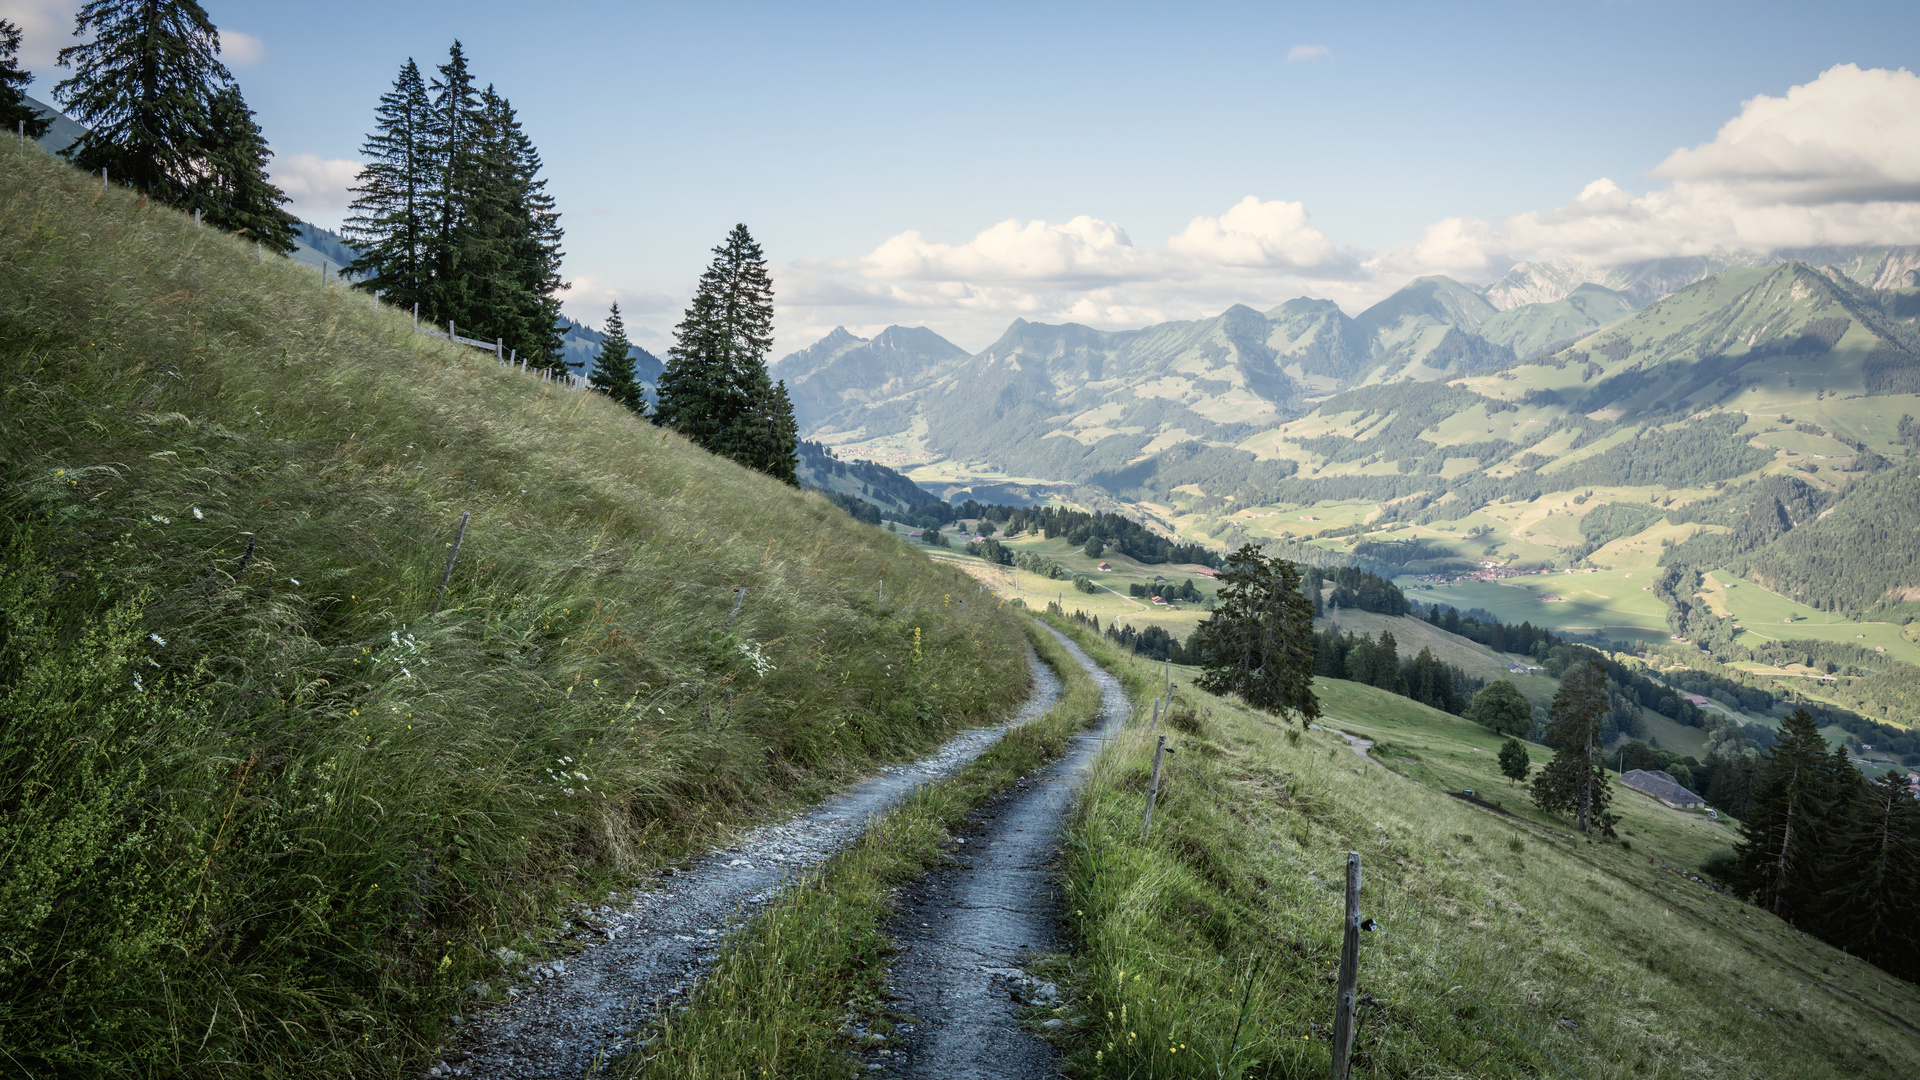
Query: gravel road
xmin=440 ymin=644 xmax=1062 ymax=1080
xmin=874 ymin=628 xmax=1128 ymax=1079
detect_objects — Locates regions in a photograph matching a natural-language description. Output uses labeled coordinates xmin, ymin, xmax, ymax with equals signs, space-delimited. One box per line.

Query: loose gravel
xmin=440 ymin=645 xmax=1061 ymax=1080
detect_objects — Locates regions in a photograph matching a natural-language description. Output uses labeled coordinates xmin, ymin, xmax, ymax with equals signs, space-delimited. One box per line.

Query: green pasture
xmin=1398 ymin=568 xmax=1672 ymax=643
xmin=1701 ymin=571 xmax=1920 ymax=666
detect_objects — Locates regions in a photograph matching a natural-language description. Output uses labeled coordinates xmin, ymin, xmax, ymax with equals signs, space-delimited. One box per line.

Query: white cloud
xmin=862 ymin=215 xmax=1144 ymax=284
xmin=220 ymin=30 xmax=267 ymax=66
xmin=1363 ymin=216 xmax=1502 ymax=281
xmin=269 ymin=153 xmax=361 ymax=214
xmin=1285 ymin=44 xmax=1329 ymax=63
xmin=0 ymin=0 xmax=79 ymax=68
xmin=1166 ymin=196 xmax=1342 ymax=271
xmin=1505 ymin=64 xmax=1920 ymax=260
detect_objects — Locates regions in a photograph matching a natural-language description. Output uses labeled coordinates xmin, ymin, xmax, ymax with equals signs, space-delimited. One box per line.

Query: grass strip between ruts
xmin=618 ymin=618 xmax=1101 ymax=1079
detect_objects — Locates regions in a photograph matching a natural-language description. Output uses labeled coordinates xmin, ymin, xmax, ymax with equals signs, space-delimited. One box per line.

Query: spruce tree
xmin=345 ymin=59 xmax=435 ymax=310
xmin=1821 ymin=770 xmax=1920 ymax=979
xmin=1734 ymin=709 xmax=1850 ymax=919
xmin=195 ymin=85 xmax=298 ymax=252
xmin=497 ymin=93 xmax=565 ymax=368
xmin=654 ymin=224 xmax=796 ymax=482
xmin=0 ymin=20 xmax=52 ymax=139
xmin=54 ymin=0 xmax=230 ymax=204
xmin=588 ymin=303 xmax=645 ymax=414
xmin=1191 ymin=544 xmax=1320 ymax=725
xmin=1530 ymin=661 xmax=1618 ymax=836
xmin=426 ymin=41 xmax=480 ymax=328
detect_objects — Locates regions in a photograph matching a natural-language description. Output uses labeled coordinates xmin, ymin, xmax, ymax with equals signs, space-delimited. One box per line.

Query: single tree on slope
xmin=589 ymin=303 xmax=645 ymax=414
xmin=654 ymin=223 xmax=797 ymax=484
xmin=1530 ymin=661 xmax=1618 ymax=836
xmin=1191 ymin=544 xmax=1319 ymax=726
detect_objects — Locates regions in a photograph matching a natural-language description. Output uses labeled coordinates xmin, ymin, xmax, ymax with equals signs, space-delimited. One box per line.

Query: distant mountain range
xmin=775 ymin=247 xmax=1920 ymax=625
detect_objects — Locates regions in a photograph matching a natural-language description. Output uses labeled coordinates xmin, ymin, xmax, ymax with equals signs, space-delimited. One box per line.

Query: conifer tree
xmin=426 ymin=41 xmax=480 ymax=327
xmin=654 ymin=224 xmax=796 ymax=482
xmin=588 ymin=303 xmax=645 ymax=413
xmin=54 ymin=0 xmax=229 ymax=204
xmin=1530 ymin=661 xmax=1618 ymax=836
xmin=196 ymin=85 xmax=298 ymax=252
xmin=1734 ymin=708 xmax=1851 ymax=919
xmin=1820 ymin=770 xmax=1920 ymax=979
xmin=1191 ymin=545 xmax=1320 ymax=725
xmin=0 ymin=20 xmax=52 ymax=139
xmin=345 ymin=60 xmax=434 ymax=309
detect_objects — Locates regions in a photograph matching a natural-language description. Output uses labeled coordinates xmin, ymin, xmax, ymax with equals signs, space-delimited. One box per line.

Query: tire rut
xmin=876 ymin=628 xmax=1128 ymax=1080
xmin=444 ymin=645 xmax=1062 ymax=1080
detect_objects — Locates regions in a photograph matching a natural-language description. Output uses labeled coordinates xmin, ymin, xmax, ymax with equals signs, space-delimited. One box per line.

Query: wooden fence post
xmin=1141 ymin=734 xmax=1168 ymax=840
xmin=413 ymin=302 xmax=419 ymax=331
xmin=433 ymin=512 xmax=470 ymax=614
xmin=730 ymin=587 xmax=746 ymax=622
xmin=1331 ymin=851 xmax=1362 ymax=1080
xmin=495 ymin=337 xmax=503 ymax=358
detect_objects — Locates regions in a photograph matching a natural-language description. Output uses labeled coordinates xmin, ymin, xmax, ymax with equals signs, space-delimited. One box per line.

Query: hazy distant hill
xmin=776 ymin=324 xmax=971 ymax=434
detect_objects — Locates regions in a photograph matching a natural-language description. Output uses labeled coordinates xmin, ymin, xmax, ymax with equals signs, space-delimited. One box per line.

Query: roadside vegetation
xmin=1052 ymin=627 xmax=1920 ymax=1079
xmin=619 ymin=620 xmax=1102 ymax=1080
xmin=0 ymin=146 xmax=1027 ymax=1077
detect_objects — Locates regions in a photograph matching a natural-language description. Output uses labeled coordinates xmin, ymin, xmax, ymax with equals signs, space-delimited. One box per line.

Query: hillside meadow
xmin=1049 ymin=630 xmax=1920 ymax=1079
xmin=0 ymin=145 xmax=1029 ymax=1076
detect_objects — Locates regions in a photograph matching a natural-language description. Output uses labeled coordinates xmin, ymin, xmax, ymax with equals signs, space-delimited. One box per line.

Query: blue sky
xmin=8 ymin=0 xmax=1920 ymax=353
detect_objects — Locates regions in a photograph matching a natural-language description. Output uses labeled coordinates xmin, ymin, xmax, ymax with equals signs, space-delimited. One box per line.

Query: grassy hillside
xmin=0 ymin=148 xmax=1029 ymax=1076
xmin=1053 ymin=632 xmax=1920 ymax=1078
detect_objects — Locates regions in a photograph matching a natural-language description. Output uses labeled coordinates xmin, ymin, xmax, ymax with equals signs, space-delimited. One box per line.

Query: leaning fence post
xmin=1331 ymin=851 xmax=1362 ymax=1080
xmin=101 ymin=166 xmax=107 ymax=191
xmin=729 ymin=587 xmax=746 ymax=622
xmin=1141 ymin=735 xmax=1168 ymax=840
xmin=433 ymin=512 xmax=471 ymax=614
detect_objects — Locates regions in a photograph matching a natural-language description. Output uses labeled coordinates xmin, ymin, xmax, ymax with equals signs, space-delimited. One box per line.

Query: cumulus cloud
xmin=0 ymin=0 xmax=79 ymax=68
xmin=220 ymin=30 xmax=267 ymax=66
xmin=1285 ymin=44 xmax=1329 ymax=63
xmin=1505 ymin=64 xmax=1920 ymax=260
xmin=1167 ymin=196 xmax=1343 ymax=271
xmin=862 ymin=216 xmax=1143 ymax=284
xmin=269 ymin=153 xmax=361 ymax=215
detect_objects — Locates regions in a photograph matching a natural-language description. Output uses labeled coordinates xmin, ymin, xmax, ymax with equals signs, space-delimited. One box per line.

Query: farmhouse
xmin=1620 ymin=769 xmax=1706 ymax=810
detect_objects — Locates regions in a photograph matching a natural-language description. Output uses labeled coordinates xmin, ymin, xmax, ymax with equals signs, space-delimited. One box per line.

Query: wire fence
xmin=1121 ymin=688 xmax=1586 ymax=1080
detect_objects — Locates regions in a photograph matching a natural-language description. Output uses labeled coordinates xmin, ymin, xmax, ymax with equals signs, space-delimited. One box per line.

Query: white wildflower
xmin=191 ymin=507 xmax=204 ymax=520
xmin=149 ymin=633 xmax=166 ymax=646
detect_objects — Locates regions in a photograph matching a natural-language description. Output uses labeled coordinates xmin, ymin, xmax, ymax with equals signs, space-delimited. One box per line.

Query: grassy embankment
xmin=1052 ymin=631 xmax=1920 ymax=1079
xmin=0 ymin=145 xmax=1029 ymax=1076
xmin=619 ymin=619 xmax=1103 ymax=1079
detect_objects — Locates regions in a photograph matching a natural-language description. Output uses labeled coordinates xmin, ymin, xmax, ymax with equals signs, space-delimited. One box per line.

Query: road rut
xmin=877 ymin=628 xmax=1128 ymax=1079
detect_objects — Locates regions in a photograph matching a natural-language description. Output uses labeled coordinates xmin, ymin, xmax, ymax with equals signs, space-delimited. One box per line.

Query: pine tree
xmin=654 ymin=224 xmax=795 ymax=483
xmin=588 ymin=303 xmax=645 ymax=413
xmin=1734 ymin=709 xmax=1850 ymax=919
xmin=0 ymin=20 xmax=52 ymax=139
xmin=1530 ymin=661 xmax=1619 ymax=836
xmin=54 ymin=0 xmax=230 ymax=205
xmin=497 ymin=92 xmax=565 ymax=368
xmin=195 ymin=85 xmax=297 ymax=252
xmin=345 ymin=59 xmax=434 ymax=310
xmin=1821 ymin=770 xmax=1920 ymax=979
xmin=1499 ymin=737 xmax=1531 ymax=785
xmin=1191 ymin=544 xmax=1320 ymax=725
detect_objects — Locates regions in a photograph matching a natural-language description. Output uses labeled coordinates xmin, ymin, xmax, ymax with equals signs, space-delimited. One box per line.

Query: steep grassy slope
xmin=1054 ymin=632 xmax=1920 ymax=1079
xmin=0 ymin=148 xmax=1028 ymax=1076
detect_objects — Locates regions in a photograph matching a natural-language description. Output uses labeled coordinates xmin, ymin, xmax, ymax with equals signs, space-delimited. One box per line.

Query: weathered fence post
xmin=877 ymin=579 xmax=883 ymax=604
xmin=495 ymin=337 xmax=503 ymax=358
xmin=321 ymin=257 xmax=327 ymax=281
xmin=413 ymin=302 xmax=419 ymax=331
xmin=450 ymin=319 xmax=457 ymax=343
xmin=729 ymin=587 xmax=746 ymax=622
xmin=1331 ymin=851 xmax=1362 ymax=1080
xmin=433 ymin=512 xmax=470 ymax=614
xmin=101 ymin=167 xmax=107 ymax=191
xmin=1141 ymin=734 xmax=1168 ymax=840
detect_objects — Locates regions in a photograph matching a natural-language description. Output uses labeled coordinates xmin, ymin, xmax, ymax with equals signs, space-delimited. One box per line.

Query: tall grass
xmin=0 ymin=144 xmax=1028 ymax=1076
xmin=622 ymin=621 xmax=1103 ymax=1080
xmin=1050 ymin=624 xmax=1920 ymax=1079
